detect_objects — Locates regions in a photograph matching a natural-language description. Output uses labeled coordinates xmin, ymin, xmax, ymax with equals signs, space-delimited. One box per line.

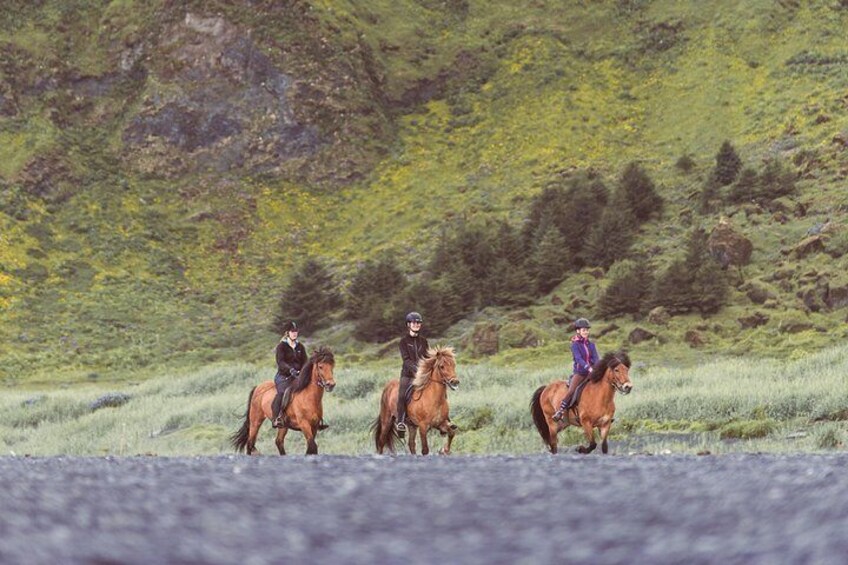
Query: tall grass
xmin=2 ymin=345 xmax=846 ymax=456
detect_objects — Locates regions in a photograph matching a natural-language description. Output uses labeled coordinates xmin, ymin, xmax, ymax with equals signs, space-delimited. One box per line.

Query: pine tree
xmin=584 ymin=193 xmax=635 ymax=269
xmin=346 ymin=258 xmax=407 ymax=340
xmin=598 ymin=259 xmax=653 ymax=318
xmin=528 ymin=225 xmax=569 ymax=293
xmin=714 ymin=140 xmax=742 ymax=185
xmin=619 ymin=162 xmax=663 ymax=222
xmin=757 ymin=159 xmax=796 ymax=200
xmin=271 ymin=259 xmax=341 ymax=333
xmin=727 ymin=167 xmax=758 ymax=203
xmin=698 ymin=173 xmax=721 ymax=213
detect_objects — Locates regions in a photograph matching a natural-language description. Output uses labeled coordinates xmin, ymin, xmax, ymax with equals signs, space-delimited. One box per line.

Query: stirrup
xmin=552 ymin=408 xmax=565 ymax=422
xmin=395 ymin=421 xmax=407 ymax=437
xmin=318 ymin=420 xmax=329 ymax=431
xmin=272 ymin=416 xmax=285 ymax=429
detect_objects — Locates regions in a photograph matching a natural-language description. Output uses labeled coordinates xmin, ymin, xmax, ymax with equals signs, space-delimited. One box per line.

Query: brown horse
xmin=231 ymin=346 xmax=335 ymax=455
xmin=372 ymin=346 xmax=459 ymax=455
xmin=530 ymin=351 xmax=632 ymax=454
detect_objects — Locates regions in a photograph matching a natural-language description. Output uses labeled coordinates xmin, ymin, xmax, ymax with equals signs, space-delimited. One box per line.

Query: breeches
xmin=397 ymin=374 xmax=414 ymax=422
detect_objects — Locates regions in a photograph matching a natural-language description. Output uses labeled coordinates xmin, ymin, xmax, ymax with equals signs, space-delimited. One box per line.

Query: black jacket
xmin=399 ymin=333 xmax=430 ymax=379
xmin=276 ymin=340 xmax=307 ymax=376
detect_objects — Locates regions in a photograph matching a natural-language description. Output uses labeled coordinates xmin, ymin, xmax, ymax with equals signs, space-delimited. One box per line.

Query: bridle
xmin=606 ymin=358 xmax=631 ymax=394
xmin=314 ymin=362 xmax=334 ymax=390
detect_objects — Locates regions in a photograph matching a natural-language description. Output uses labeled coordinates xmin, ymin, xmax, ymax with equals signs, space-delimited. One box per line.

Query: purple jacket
xmin=571 ymin=335 xmax=599 ymax=376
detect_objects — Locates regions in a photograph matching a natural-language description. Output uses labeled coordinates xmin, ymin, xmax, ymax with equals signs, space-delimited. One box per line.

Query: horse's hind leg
xmin=247 ymin=416 xmax=262 ymax=455
xmin=275 ymin=428 xmax=288 ymax=455
xmin=547 ymin=421 xmax=560 ymax=454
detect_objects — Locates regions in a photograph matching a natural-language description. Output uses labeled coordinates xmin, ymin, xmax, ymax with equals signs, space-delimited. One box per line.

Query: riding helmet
xmin=405 ymin=312 xmax=424 ymax=324
xmin=283 ymin=320 xmax=299 ymax=333
xmin=574 ymin=318 xmax=591 ymax=329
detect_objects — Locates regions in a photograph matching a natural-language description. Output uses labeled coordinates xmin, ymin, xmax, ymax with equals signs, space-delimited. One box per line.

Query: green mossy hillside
xmin=2 ymin=1 xmax=848 ymax=383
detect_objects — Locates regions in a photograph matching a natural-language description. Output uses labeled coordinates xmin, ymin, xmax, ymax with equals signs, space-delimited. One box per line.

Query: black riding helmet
xmin=405 ymin=312 xmax=423 ymax=324
xmin=574 ymin=318 xmax=591 ymax=329
xmin=283 ymin=320 xmax=299 ymax=333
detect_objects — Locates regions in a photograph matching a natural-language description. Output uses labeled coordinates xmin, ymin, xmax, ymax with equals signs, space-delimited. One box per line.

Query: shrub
xmin=714 ymin=140 xmax=742 ymax=185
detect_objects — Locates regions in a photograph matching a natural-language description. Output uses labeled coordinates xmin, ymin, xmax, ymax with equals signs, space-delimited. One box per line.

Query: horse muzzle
xmin=618 ymin=382 xmax=633 ymax=395
xmin=446 ymin=379 xmax=460 ymax=391
xmin=319 ymin=381 xmax=335 ymax=392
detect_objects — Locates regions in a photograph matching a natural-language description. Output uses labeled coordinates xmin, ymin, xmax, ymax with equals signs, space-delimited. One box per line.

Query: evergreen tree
xmin=346 ymin=258 xmax=407 ymax=340
xmin=598 ymin=259 xmax=653 ymax=318
xmin=491 ymin=222 xmax=534 ymax=306
xmin=528 ymin=224 xmax=569 ymax=293
xmin=757 ymin=159 xmax=796 ymax=200
xmin=271 ymin=259 xmax=341 ymax=333
xmin=698 ymin=172 xmax=721 ymax=213
xmin=619 ymin=162 xmax=663 ymax=222
xmin=727 ymin=167 xmax=758 ymax=203
xmin=714 ymin=140 xmax=742 ymax=185
xmin=584 ymin=193 xmax=635 ymax=269
xmin=651 ymin=227 xmax=728 ymax=314
xmin=560 ymin=177 xmax=609 ymax=262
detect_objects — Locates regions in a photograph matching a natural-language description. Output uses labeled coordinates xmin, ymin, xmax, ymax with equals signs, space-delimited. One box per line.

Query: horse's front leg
xmin=275 ymin=427 xmax=288 ymax=455
xmin=302 ymin=423 xmax=318 ymax=455
xmin=577 ymin=421 xmax=597 ymax=454
xmin=439 ymin=426 xmax=455 ymax=455
xmin=599 ymin=421 xmax=612 ymax=454
xmin=419 ymin=426 xmax=431 ymax=455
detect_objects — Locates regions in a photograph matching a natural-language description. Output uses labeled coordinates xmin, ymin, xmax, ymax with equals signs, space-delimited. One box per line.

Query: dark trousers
xmin=559 ymin=373 xmax=588 ymax=411
xmin=272 ymin=374 xmax=294 ymax=419
xmin=396 ymin=374 xmax=414 ymax=424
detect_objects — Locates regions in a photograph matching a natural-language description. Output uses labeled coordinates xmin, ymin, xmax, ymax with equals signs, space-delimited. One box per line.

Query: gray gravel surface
xmin=1 ymin=453 xmax=847 ymax=564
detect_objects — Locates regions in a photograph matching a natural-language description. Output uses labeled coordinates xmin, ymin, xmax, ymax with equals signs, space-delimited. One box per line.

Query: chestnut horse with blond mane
xmin=372 ymin=346 xmax=459 ymax=455
xmin=530 ymin=351 xmax=632 ymax=454
xmin=231 ymin=346 xmax=335 ymax=455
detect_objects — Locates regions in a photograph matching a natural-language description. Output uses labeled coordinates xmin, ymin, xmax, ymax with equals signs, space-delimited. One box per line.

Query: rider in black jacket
xmin=272 ymin=321 xmax=307 ymax=428
xmin=396 ymin=311 xmax=429 ymax=437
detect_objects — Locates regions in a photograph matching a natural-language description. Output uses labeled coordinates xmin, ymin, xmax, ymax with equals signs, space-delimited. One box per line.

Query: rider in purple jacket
xmin=553 ymin=318 xmax=600 ymax=422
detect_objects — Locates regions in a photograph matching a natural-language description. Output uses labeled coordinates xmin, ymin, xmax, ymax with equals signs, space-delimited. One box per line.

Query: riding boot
xmin=272 ymin=387 xmax=293 ymax=429
xmin=271 ymin=391 xmax=284 ymax=428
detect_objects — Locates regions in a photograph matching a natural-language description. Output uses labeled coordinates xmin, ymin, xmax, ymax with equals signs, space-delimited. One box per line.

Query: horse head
xmin=593 ymin=351 xmax=632 ymax=394
xmin=606 ymin=353 xmax=632 ymax=395
xmin=311 ymin=346 xmax=336 ymax=392
xmin=415 ymin=346 xmax=459 ymax=390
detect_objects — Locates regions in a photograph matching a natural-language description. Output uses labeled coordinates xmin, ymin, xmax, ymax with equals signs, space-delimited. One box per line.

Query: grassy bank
xmin=2 ymin=344 xmax=846 ymax=456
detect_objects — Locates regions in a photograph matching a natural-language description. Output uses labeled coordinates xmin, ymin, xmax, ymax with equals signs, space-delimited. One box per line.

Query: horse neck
xmin=297 ymin=367 xmax=323 ymax=400
xmin=585 ymin=371 xmax=616 ymax=403
xmin=417 ymin=371 xmax=447 ymax=402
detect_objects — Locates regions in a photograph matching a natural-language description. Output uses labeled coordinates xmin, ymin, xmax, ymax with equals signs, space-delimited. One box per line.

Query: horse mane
xmin=412 ymin=346 xmax=456 ymax=388
xmin=290 ymin=346 xmax=335 ymax=393
xmin=590 ymin=350 xmax=631 ymax=383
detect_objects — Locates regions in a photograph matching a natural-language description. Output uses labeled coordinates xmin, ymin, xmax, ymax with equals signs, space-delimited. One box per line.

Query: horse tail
xmin=230 ymin=386 xmax=256 ymax=453
xmin=370 ymin=417 xmax=381 ymax=450
xmin=530 ymin=385 xmax=551 ymax=446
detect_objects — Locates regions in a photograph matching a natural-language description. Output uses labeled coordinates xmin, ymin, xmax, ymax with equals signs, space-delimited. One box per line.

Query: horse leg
xmin=247 ymin=412 xmax=262 ymax=456
xmin=439 ymin=426 xmax=456 ymax=455
xmin=407 ymin=426 xmax=418 ymax=455
xmin=303 ymin=424 xmax=318 ymax=455
xmin=275 ymin=428 xmax=288 ymax=455
xmin=419 ymin=426 xmax=430 ymax=456
xmin=599 ymin=423 xmax=612 ymax=454
xmin=547 ymin=421 xmax=560 ymax=454
xmin=577 ymin=422 xmax=597 ymax=454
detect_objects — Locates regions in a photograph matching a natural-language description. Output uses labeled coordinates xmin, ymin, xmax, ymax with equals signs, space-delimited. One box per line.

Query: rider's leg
xmin=553 ymin=374 xmax=586 ymax=421
xmin=395 ymin=375 xmax=412 ymax=436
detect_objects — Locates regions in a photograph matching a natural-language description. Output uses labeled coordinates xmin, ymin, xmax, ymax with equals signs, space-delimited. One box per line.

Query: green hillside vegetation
xmin=2 ymin=0 xmax=848 ymax=390
xmin=2 ymin=342 xmax=846 ymax=456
